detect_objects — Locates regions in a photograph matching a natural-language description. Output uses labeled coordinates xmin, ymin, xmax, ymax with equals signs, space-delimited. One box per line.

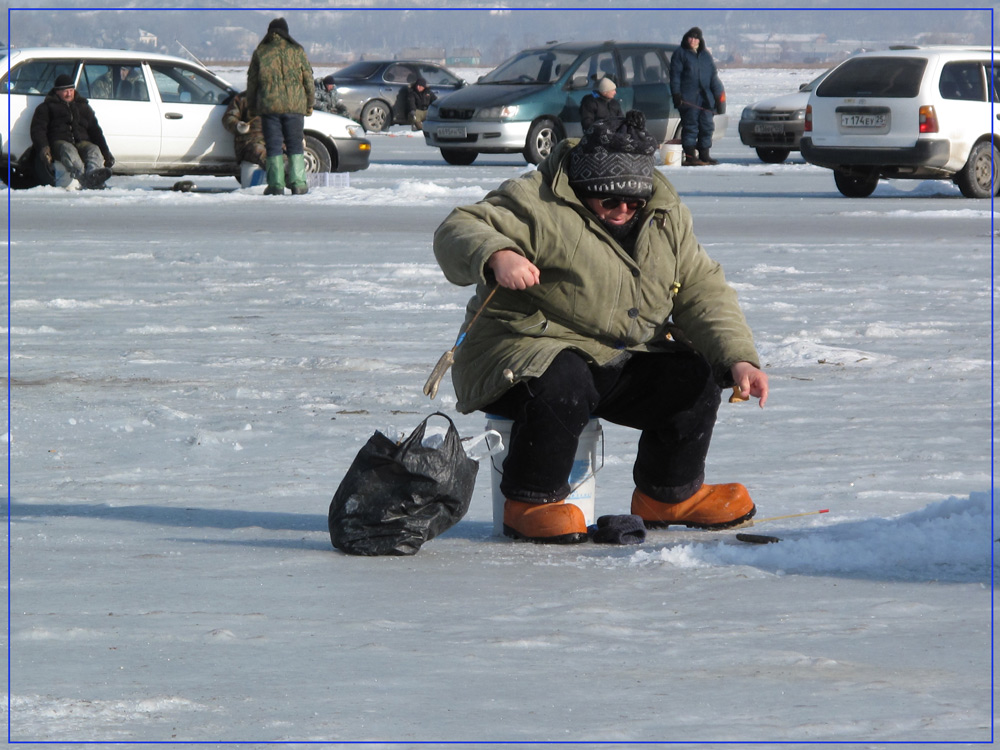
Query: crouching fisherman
xmin=432 ymin=111 xmax=769 ymax=544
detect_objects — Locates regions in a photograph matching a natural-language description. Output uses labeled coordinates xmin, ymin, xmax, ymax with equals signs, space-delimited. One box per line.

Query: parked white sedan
xmin=1 ymin=47 xmax=371 ymax=188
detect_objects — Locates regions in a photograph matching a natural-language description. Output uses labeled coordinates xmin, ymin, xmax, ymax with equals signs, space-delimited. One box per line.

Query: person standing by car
xmin=670 ymin=27 xmax=726 ymax=166
xmin=246 ymin=17 xmax=314 ymax=195
xmin=432 ymin=111 xmax=768 ymax=544
xmin=222 ymin=90 xmax=267 ymax=169
xmin=405 ymin=77 xmax=437 ymax=131
xmin=29 ymin=74 xmax=115 ymax=190
xmin=579 ymin=76 xmax=624 ymax=131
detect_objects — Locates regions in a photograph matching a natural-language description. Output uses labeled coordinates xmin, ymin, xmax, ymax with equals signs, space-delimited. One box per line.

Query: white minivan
xmin=800 ymin=46 xmax=999 ymax=198
xmin=2 ymin=47 xmax=372 ymax=188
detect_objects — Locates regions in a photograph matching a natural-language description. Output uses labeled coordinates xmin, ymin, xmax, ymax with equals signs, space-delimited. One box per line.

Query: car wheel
xmin=833 ymin=169 xmax=879 ymax=198
xmin=360 ymin=100 xmax=391 ymax=132
xmin=303 ymin=135 xmax=334 ymax=173
xmin=523 ymin=118 xmax=559 ymax=164
xmin=955 ymin=139 xmax=998 ymax=199
xmin=440 ymin=148 xmax=478 ymax=166
xmin=756 ymin=147 xmax=791 ymax=164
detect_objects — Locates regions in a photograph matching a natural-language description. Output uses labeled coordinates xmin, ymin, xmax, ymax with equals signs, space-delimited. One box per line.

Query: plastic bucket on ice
xmin=240 ymin=160 xmax=266 ymax=188
xmin=485 ymin=415 xmax=603 ymax=535
xmin=659 ymin=140 xmax=683 ymax=167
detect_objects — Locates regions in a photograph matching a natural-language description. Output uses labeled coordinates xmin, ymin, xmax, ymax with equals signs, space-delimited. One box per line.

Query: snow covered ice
xmin=4 ymin=69 xmax=996 ymax=745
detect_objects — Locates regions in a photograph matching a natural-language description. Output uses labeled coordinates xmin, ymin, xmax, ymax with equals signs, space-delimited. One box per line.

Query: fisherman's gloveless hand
xmin=41 ymin=146 xmax=52 ymax=164
xmin=730 ymin=361 xmax=769 ymax=407
xmin=487 ymin=249 xmax=540 ymax=290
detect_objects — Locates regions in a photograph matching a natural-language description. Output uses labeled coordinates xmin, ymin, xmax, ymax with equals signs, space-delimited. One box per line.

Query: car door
xmin=383 ymin=63 xmax=418 ymax=122
xmin=147 ymin=61 xmax=235 ymax=168
xmin=77 ymin=60 xmax=161 ymax=170
xmin=414 ymin=63 xmax=464 ymax=100
xmin=561 ymin=50 xmax=633 ymax=138
xmin=620 ymin=47 xmax=672 ymax=142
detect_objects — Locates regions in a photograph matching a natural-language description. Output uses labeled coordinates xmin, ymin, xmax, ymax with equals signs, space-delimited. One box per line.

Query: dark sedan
xmin=331 ymin=60 xmax=466 ymax=132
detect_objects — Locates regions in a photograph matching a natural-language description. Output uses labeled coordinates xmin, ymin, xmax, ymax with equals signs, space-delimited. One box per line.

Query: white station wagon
xmin=800 ymin=46 xmax=999 ymax=198
xmin=1 ymin=46 xmax=372 ymax=188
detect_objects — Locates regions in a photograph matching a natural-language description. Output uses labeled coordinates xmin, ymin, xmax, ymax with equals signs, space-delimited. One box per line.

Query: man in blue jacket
xmin=670 ymin=27 xmax=726 ymax=166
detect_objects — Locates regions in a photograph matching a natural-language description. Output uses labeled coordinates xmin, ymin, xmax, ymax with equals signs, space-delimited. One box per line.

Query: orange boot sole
xmin=631 ymin=484 xmax=756 ymax=530
xmin=503 ymin=499 xmax=588 ymax=544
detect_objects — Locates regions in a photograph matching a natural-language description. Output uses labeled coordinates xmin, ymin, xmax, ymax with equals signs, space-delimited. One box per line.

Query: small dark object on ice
xmin=736 ymin=532 xmax=780 ymax=544
xmin=172 ymin=180 xmax=196 ymax=192
xmin=589 ymin=514 xmax=646 ymax=545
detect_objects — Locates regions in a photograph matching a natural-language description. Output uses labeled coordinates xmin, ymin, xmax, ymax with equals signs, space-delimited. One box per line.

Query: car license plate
xmin=754 ymin=123 xmax=784 ymax=134
xmin=841 ymin=113 xmax=886 ymax=128
xmin=436 ymin=126 xmax=467 ymax=139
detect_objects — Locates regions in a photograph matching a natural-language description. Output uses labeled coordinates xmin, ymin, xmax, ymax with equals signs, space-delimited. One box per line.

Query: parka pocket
xmin=501 ymin=309 xmax=550 ymax=336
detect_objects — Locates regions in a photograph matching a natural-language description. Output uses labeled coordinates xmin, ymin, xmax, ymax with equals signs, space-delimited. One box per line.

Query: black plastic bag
xmin=328 ymin=412 xmax=478 ymax=556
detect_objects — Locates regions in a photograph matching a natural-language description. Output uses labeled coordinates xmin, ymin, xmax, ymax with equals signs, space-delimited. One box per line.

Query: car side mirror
xmin=799 ymin=82 xmax=809 ymax=91
xmin=571 ymin=76 xmax=589 ymax=90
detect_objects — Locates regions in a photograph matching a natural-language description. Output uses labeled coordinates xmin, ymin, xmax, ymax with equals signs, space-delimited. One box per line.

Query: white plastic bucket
xmin=240 ymin=160 xmax=266 ymax=188
xmin=485 ymin=415 xmax=603 ymax=535
xmin=659 ymin=140 xmax=683 ymax=167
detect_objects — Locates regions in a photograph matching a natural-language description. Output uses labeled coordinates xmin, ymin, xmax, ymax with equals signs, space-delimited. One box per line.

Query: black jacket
xmin=405 ymin=84 xmax=437 ymax=114
xmin=30 ymin=89 xmax=112 ymax=158
xmin=579 ymin=94 xmax=625 ymax=131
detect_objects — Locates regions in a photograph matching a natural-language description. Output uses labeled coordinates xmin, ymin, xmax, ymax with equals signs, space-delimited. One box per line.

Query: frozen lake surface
xmin=5 ymin=69 xmax=996 ymax=745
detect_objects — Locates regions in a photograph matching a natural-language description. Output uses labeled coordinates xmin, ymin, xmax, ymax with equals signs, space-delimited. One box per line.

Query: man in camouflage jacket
xmin=246 ymin=17 xmax=314 ymax=195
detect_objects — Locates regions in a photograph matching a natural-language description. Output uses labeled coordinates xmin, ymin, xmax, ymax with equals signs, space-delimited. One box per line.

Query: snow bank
xmin=631 ymin=492 xmax=994 ymax=582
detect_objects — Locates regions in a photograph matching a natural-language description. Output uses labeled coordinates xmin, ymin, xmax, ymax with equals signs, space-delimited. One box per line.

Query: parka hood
xmin=682 ymin=27 xmax=705 ymax=49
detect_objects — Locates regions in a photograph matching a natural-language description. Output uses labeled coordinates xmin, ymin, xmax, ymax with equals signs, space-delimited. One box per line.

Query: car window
xmin=573 ymin=51 xmax=618 ymax=89
xmin=149 ymin=62 xmax=230 ymax=104
xmin=816 ymin=57 xmax=927 ymax=98
xmin=480 ymin=49 xmax=579 ymax=84
xmin=79 ymin=62 xmax=149 ymax=101
xmin=2 ymin=59 xmax=77 ymax=95
xmin=989 ymin=63 xmax=1000 ymax=103
xmin=416 ymin=64 xmax=460 ymax=86
xmin=334 ymin=61 xmax=381 ymax=79
xmin=938 ymin=61 xmax=986 ymax=102
xmin=621 ymin=49 xmax=669 ymax=85
xmin=383 ymin=63 xmax=417 ymax=84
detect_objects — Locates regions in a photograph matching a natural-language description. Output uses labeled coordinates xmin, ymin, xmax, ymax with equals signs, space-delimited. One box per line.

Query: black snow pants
xmin=482 ymin=348 xmax=722 ymax=505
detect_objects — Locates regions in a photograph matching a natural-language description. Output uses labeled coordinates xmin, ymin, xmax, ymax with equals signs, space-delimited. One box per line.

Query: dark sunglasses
xmin=599 ymin=196 xmax=647 ymax=211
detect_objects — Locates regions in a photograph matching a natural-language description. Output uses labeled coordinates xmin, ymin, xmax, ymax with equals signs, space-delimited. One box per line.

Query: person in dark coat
xmin=405 ymin=78 xmax=438 ymax=131
xmin=669 ymin=27 xmax=726 ymax=166
xmin=246 ymin=17 xmax=315 ymax=195
xmin=29 ymin=74 xmax=115 ymax=189
xmin=579 ymin=76 xmax=624 ymax=131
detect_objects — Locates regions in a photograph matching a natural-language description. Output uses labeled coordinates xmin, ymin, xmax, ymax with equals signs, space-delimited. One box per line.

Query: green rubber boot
xmin=264 ymin=155 xmax=285 ymax=195
xmin=288 ymin=153 xmax=309 ymax=195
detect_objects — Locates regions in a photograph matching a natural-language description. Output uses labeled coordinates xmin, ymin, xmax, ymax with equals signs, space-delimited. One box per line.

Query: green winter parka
xmin=432 ymin=138 xmax=761 ymax=414
xmin=246 ymin=33 xmax=314 ymax=117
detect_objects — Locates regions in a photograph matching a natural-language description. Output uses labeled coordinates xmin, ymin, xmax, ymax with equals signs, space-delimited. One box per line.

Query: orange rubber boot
xmin=631 ymin=484 xmax=756 ymax=530
xmin=503 ymin=500 xmax=587 ymax=544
